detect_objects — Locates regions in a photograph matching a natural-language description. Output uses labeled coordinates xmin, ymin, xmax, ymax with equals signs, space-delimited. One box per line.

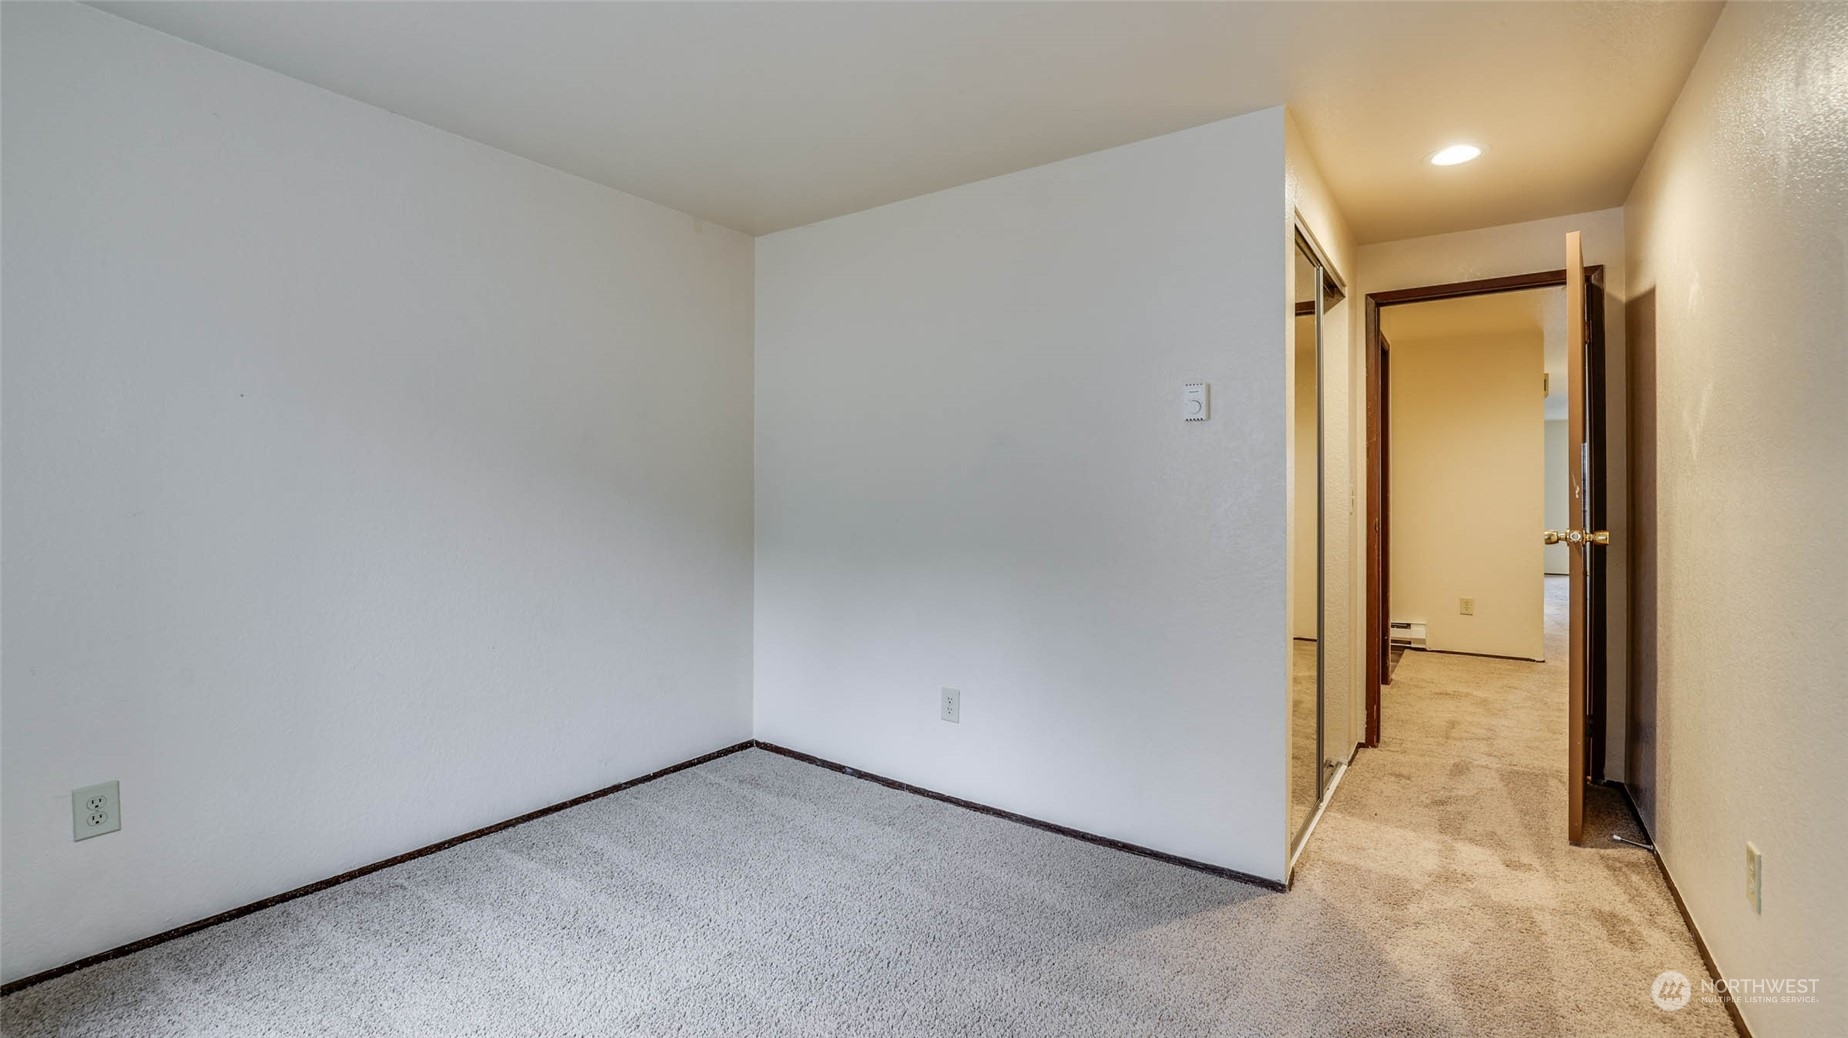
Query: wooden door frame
xmin=1363 ymin=266 xmax=1606 ymax=750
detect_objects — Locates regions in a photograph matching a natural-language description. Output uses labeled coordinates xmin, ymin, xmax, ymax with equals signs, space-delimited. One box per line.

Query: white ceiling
xmin=1381 ymin=288 xmax=1569 ymax=419
xmin=89 ymin=1 xmax=1721 ymax=240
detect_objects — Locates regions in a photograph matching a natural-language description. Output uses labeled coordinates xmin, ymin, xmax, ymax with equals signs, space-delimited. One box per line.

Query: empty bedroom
xmin=2 ymin=2 xmax=1842 ymax=1036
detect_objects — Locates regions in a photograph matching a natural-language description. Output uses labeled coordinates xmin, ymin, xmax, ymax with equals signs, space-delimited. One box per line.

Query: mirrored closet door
xmin=1289 ymin=227 xmax=1347 ymax=861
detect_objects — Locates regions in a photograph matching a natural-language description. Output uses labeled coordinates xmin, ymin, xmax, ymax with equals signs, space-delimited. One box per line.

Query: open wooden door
xmin=1554 ymin=231 xmax=1610 ymax=845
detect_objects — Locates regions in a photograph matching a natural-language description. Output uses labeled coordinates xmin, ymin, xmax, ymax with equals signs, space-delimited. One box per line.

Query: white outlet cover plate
xmin=72 ymin=780 xmax=121 ymax=841
xmin=940 ymin=687 xmax=961 ymax=724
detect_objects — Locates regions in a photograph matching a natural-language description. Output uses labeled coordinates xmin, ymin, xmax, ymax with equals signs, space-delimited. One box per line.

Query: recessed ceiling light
xmin=1428 ymin=144 xmax=1483 ymax=167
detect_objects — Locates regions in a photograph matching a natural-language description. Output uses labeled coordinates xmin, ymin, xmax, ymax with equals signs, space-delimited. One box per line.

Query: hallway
xmin=1291 ymin=577 xmax=1735 ymax=1034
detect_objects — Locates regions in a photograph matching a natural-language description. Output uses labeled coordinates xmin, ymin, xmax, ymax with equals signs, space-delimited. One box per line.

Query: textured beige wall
xmin=1543 ymin=420 xmax=1570 ymax=575
xmin=1624 ymin=4 xmax=1847 ymax=1034
xmin=1386 ymin=331 xmax=1546 ymax=660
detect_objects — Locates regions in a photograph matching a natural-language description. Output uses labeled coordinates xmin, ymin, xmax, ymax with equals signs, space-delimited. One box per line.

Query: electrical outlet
xmin=1746 ymin=842 xmax=1762 ymax=913
xmin=1459 ymin=597 xmax=1475 ymax=616
xmin=940 ymin=687 xmax=961 ymax=724
xmin=72 ymin=780 xmax=121 ymax=841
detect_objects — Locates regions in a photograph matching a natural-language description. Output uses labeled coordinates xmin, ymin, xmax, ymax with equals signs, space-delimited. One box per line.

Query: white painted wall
xmin=1355 ymin=207 xmax=1627 ymax=775
xmin=1624 ymin=4 xmax=1848 ymax=1034
xmin=754 ymin=111 xmax=1291 ymax=880
xmin=1385 ymin=331 xmax=1546 ymax=660
xmin=0 ymin=3 xmax=755 ymax=984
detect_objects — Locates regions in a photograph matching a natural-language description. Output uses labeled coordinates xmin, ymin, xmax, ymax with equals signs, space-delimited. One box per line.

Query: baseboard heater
xmin=1389 ymin=621 xmax=1426 ymax=650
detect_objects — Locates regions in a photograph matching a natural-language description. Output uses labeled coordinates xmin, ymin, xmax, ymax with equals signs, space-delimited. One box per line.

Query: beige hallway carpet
xmin=4 ymin=580 xmax=1732 ymax=1036
xmin=1290 ymin=576 xmax=1733 ymax=1034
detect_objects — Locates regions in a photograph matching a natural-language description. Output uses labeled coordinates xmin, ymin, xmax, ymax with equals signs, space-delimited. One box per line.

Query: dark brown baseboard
xmin=754 ymin=740 xmax=1286 ymax=892
xmin=1601 ymin=780 xmax=1752 ymax=1038
xmin=1404 ymin=646 xmax=1546 ymax=664
xmin=0 ymin=740 xmax=757 ymax=997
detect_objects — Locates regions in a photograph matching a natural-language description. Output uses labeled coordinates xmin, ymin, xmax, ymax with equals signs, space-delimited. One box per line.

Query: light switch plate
xmin=1183 ymin=382 xmax=1209 ymax=422
xmin=72 ymin=780 xmax=121 ymax=841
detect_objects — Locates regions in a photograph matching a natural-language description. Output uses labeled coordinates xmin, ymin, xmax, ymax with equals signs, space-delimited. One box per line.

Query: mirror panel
xmin=1289 ymin=242 xmax=1322 ymax=849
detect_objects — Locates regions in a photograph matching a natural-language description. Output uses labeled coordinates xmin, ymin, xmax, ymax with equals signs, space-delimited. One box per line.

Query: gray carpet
xmin=6 ymin=749 xmax=1272 ymax=1037
xmin=5 ymin=580 xmax=1734 ymax=1036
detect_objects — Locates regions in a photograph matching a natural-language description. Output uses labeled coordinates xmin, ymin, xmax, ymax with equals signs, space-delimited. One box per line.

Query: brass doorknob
xmin=1543 ymin=529 xmax=1612 ymax=546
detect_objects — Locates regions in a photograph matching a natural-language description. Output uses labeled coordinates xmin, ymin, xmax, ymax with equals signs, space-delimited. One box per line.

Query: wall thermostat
xmin=1183 ymin=382 xmax=1209 ymax=422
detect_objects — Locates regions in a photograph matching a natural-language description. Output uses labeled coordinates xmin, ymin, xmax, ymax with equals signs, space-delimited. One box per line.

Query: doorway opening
xmin=1364 ymin=245 xmax=1609 ymax=843
xmin=1382 ymin=285 xmax=1561 ymax=667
